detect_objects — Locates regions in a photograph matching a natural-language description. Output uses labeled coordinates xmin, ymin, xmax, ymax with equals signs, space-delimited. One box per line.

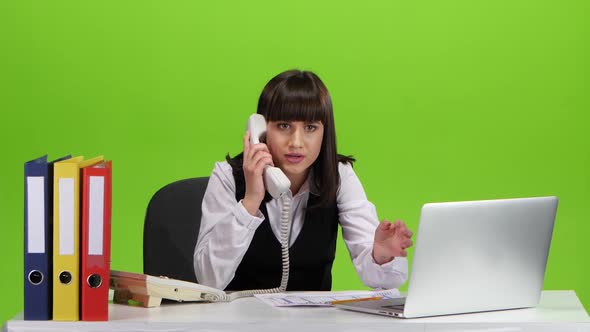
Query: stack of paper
xmin=254 ymin=289 xmax=401 ymax=307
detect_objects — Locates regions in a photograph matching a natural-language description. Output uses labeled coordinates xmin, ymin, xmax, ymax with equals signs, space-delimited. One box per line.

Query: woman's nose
xmin=289 ymin=128 xmax=303 ymax=148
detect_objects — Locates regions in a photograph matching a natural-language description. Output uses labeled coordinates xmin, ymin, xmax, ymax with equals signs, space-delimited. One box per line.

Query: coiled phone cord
xmin=203 ymin=195 xmax=292 ymax=302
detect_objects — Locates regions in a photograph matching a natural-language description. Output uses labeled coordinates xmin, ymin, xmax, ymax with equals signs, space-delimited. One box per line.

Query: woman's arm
xmin=193 ymin=162 xmax=265 ymax=290
xmin=337 ymin=162 xmax=409 ymax=289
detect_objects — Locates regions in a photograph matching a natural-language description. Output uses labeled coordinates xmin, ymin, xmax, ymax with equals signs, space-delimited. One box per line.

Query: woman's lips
xmin=285 ymin=154 xmax=304 ymax=164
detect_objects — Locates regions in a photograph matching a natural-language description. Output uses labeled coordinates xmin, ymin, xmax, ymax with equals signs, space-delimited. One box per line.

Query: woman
xmin=194 ymin=69 xmax=413 ymax=291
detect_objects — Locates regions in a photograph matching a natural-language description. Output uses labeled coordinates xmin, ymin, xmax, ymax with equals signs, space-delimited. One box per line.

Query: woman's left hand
xmin=372 ymin=220 xmax=413 ymax=265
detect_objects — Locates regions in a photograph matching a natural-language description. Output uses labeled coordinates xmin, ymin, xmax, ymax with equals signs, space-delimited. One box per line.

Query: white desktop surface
xmin=4 ymin=290 xmax=589 ymax=332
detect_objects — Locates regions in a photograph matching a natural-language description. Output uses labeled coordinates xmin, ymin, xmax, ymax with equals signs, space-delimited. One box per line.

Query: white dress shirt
xmin=193 ymin=161 xmax=408 ymax=290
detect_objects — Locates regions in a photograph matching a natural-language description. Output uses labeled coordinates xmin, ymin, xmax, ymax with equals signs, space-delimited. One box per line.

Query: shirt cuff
xmin=233 ymin=200 xmax=265 ymax=230
xmin=370 ymin=254 xmax=405 ymax=269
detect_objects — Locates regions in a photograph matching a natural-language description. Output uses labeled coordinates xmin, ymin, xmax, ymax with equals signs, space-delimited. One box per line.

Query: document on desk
xmin=254 ymin=289 xmax=401 ymax=307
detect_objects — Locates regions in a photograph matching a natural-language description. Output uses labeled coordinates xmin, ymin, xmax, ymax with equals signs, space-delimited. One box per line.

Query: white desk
xmin=4 ymin=291 xmax=589 ymax=332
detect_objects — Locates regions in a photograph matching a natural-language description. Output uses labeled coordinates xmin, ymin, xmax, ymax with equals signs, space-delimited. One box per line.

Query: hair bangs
xmin=261 ymin=72 xmax=330 ymax=125
xmin=266 ymin=96 xmax=328 ymax=124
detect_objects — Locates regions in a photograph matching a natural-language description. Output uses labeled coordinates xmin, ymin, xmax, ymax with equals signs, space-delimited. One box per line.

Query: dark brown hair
xmin=228 ymin=69 xmax=354 ymax=208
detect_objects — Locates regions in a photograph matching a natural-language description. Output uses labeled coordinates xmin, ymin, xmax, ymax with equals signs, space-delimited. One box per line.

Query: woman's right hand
xmin=242 ymin=131 xmax=273 ymax=216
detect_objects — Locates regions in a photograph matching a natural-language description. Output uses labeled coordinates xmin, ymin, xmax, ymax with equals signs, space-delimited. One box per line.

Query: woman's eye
xmin=278 ymin=123 xmax=290 ymax=130
xmin=305 ymin=125 xmax=317 ymax=132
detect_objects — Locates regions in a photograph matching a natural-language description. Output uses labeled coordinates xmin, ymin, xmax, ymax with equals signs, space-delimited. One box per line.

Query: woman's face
xmin=265 ymin=120 xmax=324 ymax=181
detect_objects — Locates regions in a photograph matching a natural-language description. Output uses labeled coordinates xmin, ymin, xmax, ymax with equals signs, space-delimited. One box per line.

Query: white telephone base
xmin=109 ymin=270 xmax=226 ymax=308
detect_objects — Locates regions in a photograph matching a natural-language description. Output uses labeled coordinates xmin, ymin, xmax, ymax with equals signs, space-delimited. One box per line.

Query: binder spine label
xmin=58 ymin=178 xmax=75 ymax=255
xmin=26 ymin=176 xmax=45 ymax=254
xmin=89 ymin=176 xmax=105 ymax=255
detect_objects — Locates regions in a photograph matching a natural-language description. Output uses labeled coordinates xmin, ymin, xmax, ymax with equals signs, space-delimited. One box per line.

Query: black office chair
xmin=143 ymin=177 xmax=209 ymax=283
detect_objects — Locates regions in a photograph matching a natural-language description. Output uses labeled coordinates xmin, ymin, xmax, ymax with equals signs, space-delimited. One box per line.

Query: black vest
xmin=225 ymin=158 xmax=339 ymax=291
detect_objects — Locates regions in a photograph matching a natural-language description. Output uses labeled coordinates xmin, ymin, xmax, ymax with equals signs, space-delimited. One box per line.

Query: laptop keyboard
xmin=381 ymin=304 xmax=405 ymax=310
xmin=380 ymin=297 xmax=406 ymax=310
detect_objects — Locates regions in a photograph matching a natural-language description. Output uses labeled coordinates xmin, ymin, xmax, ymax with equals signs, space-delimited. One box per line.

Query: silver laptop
xmin=335 ymin=196 xmax=558 ymax=318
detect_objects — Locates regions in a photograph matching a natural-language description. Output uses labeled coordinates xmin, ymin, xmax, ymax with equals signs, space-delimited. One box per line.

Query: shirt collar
xmin=294 ymin=168 xmax=319 ymax=197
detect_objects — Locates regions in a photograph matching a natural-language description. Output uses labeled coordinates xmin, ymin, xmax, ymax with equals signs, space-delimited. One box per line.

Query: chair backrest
xmin=143 ymin=177 xmax=209 ymax=283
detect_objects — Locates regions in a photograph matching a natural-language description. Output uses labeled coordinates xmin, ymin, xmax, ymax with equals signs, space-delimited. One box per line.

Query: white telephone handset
xmin=247 ymin=114 xmax=291 ymax=198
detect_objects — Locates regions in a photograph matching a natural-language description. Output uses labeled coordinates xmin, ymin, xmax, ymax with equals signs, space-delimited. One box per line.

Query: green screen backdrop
xmin=1 ymin=0 xmax=588 ymax=324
